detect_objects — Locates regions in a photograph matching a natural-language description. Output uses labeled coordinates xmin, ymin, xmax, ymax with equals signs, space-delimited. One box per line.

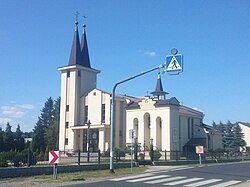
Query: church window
xmin=85 ymin=106 xmax=88 ymax=123
xmin=191 ymin=118 xmax=194 ymax=138
xmin=188 ymin=118 xmax=191 ymax=139
xmin=65 ymin=138 xmax=68 ymax=145
xmin=65 ymin=122 xmax=69 ymax=128
xmin=66 ymin=105 xmax=69 ymax=112
xmin=67 ymin=71 xmax=70 ymax=78
xmin=93 ymin=92 xmax=96 ymax=96
xmin=101 ymin=104 xmax=105 ymax=123
xmin=78 ymin=70 xmax=81 ymax=77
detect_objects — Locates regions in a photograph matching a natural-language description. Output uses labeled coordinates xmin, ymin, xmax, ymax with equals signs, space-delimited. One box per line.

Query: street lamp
xmin=86 ymin=120 xmax=91 ymax=162
xmin=110 ymin=63 xmax=166 ymax=173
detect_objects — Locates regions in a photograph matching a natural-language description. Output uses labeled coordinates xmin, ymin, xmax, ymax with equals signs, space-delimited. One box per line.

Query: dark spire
xmin=68 ymin=20 xmax=83 ymax=66
xmin=80 ymin=24 xmax=91 ymax=68
xmin=150 ymin=72 xmax=168 ymax=99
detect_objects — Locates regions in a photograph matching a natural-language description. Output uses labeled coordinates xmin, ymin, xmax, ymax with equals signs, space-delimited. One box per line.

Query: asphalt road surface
xmin=64 ymin=162 xmax=250 ymax=187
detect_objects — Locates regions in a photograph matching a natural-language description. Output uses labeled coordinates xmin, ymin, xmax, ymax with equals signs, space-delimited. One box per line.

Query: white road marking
xmin=109 ymin=173 xmax=153 ymax=181
xmin=126 ymin=175 xmax=168 ymax=182
xmin=163 ymin=178 xmax=204 ymax=185
xmin=209 ymin=180 xmax=242 ymax=187
xmin=184 ymin=179 xmax=222 ymax=187
xmin=145 ymin=176 xmax=187 ymax=184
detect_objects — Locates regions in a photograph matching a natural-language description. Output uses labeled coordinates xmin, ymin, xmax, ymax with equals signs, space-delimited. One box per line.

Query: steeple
xmin=80 ymin=24 xmax=91 ymax=68
xmin=68 ymin=20 xmax=83 ymax=66
xmin=150 ymin=72 xmax=168 ymax=99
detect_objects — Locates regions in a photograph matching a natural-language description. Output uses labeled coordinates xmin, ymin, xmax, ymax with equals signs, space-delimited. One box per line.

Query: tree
xmin=4 ymin=122 xmax=14 ymax=151
xmin=0 ymin=127 xmax=4 ymax=152
xmin=40 ymin=97 xmax=54 ymax=128
xmin=14 ymin=124 xmax=25 ymax=151
xmin=232 ymin=123 xmax=246 ymax=149
xmin=32 ymin=117 xmax=46 ymax=152
xmin=33 ymin=97 xmax=60 ymax=152
xmin=45 ymin=97 xmax=60 ymax=150
xmin=222 ymin=121 xmax=234 ymax=150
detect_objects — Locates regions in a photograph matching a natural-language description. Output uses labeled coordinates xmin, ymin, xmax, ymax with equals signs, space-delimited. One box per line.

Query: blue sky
xmin=0 ymin=0 xmax=250 ymax=132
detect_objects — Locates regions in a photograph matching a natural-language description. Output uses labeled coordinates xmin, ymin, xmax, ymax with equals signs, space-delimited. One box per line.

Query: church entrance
xmin=83 ymin=129 xmax=99 ymax=152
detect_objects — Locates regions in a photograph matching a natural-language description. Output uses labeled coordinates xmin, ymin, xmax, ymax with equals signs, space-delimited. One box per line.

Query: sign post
xmin=196 ymin=146 xmax=204 ymax=165
xmin=49 ymin=151 xmax=59 ymax=179
xmin=240 ymin=146 xmax=246 ymax=161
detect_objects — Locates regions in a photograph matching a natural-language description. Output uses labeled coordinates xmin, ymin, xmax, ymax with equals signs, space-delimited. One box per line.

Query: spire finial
xmin=158 ymin=69 xmax=161 ymax=79
xmin=75 ymin=11 xmax=79 ymax=24
xmin=82 ymin=15 xmax=87 ymax=30
xmin=75 ymin=11 xmax=79 ymax=31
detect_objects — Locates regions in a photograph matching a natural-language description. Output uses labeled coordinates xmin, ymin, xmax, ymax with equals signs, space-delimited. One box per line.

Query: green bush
xmin=153 ymin=149 xmax=162 ymax=161
xmin=0 ymin=160 xmax=8 ymax=167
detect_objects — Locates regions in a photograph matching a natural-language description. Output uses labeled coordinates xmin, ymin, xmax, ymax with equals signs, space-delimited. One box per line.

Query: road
xmin=65 ymin=162 xmax=250 ymax=187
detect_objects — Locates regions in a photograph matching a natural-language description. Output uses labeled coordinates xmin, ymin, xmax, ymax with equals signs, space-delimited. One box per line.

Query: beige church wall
xmin=179 ymin=116 xmax=189 ymax=150
xmin=126 ymin=106 xmax=172 ymax=151
xmin=79 ymin=68 xmax=98 ymax=96
xmin=59 ymin=72 xmax=67 ymax=151
xmin=169 ymin=106 xmax=180 ymax=151
xmin=88 ymin=90 xmax=102 ymax=125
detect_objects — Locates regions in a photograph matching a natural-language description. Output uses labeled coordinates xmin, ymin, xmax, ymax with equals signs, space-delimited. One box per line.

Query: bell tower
xmin=58 ymin=19 xmax=100 ymax=152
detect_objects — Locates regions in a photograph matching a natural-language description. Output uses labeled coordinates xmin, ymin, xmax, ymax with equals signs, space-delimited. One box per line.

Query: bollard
xmin=78 ymin=149 xmax=80 ymax=166
xmin=98 ymin=149 xmax=101 ymax=164
xmin=87 ymin=147 xmax=90 ymax=162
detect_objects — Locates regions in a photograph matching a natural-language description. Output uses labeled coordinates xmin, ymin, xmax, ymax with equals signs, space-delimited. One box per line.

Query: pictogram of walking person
xmin=172 ymin=59 xmax=178 ymax=69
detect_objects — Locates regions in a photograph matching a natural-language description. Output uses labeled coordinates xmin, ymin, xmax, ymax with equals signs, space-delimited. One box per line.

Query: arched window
xmin=156 ymin=117 xmax=162 ymax=150
xmin=143 ymin=113 xmax=151 ymax=148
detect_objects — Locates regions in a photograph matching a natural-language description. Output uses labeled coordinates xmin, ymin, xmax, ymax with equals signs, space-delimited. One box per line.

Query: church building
xmin=58 ymin=21 xmax=222 ymax=155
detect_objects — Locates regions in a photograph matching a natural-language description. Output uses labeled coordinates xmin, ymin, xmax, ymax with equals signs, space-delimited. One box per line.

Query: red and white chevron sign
xmin=49 ymin=151 xmax=59 ymax=164
xmin=196 ymin=146 xmax=204 ymax=154
xmin=240 ymin=146 xmax=246 ymax=153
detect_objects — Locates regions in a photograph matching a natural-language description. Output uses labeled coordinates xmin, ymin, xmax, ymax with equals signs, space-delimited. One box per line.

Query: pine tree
xmin=232 ymin=123 xmax=246 ymax=149
xmin=222 ymin=121 xmax=234 ymax=150
xmin=15 ymin=124 xmax=25 ymax=151
xmin=33 ymin=97 xmax=60 ymax=152
xmin=0 ymin=127 xmax=4 ymax=152
xmin=45 ymin=97 xmax=60 ymax=150
xmin=40 ymin=97 xmax=54 ymax=128
xmin=32 ymin=117 xmax=46 ymax=152
xmin=4 ymin=122 xmax=14 ymax=151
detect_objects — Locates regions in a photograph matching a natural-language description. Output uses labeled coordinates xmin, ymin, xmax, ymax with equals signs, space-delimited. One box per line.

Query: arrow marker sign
xmin=196 ymin=146 xmax=204 ymax=154
xmin=49 ymin=151 xmax=59 ymax=164
xmin=240 ymin=146 xmax=246 ymax=153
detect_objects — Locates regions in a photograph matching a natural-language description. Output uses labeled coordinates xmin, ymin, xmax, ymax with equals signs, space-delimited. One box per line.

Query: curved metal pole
xmin=110 ymin=63 xmax=165 ymax=173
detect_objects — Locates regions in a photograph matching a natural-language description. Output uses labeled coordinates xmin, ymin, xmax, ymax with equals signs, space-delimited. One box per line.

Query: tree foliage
xmin=0 ymin=123 xmax=27 ymax=152
xmin=213 ymin=121 xmax=246 ymax=151
xmin=32 ymin=97 xmax=60 ymax=154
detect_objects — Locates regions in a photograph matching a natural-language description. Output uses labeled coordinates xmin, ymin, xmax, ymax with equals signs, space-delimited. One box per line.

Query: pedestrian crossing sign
xmin=165 ymin=54 xmax=183 ymax=75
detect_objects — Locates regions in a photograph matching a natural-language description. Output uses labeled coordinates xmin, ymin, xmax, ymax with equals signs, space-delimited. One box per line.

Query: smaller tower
xmin=150 ymin=72 xmax=168 ymax=100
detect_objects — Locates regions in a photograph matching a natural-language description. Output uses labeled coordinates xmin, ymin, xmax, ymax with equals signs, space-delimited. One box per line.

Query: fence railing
xmin=1 ymin=150 xmax=249 ymax=168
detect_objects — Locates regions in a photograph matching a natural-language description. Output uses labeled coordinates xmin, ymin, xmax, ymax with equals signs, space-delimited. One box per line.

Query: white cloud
xmin=0 ymin=117 xmax=13 ymax=125
xmin=144 ymin=51 xmax=157 ymax=56
xmin=2 ymin=110 xmax=25 ymax=118
xmin=0 ymin=103 xmax=35 ymax=118
xmin=16 ymin=104 xmax=35 ymax=109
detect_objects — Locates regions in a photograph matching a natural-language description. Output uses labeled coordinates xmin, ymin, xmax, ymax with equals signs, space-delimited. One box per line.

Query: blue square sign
xmin=166 ymin=54 xmax=183 ymax=74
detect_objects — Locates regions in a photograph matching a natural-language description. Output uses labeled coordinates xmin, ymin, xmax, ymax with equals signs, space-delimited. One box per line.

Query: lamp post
xmin=110 ymin=63 xmax=165 ymax=173
xmin=86 ymin=120 xmax=91 ymax=162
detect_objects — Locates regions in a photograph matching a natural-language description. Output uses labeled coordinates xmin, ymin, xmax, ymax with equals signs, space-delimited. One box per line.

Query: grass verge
xmin=28 ymin=166 xmax=148 ymax=184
